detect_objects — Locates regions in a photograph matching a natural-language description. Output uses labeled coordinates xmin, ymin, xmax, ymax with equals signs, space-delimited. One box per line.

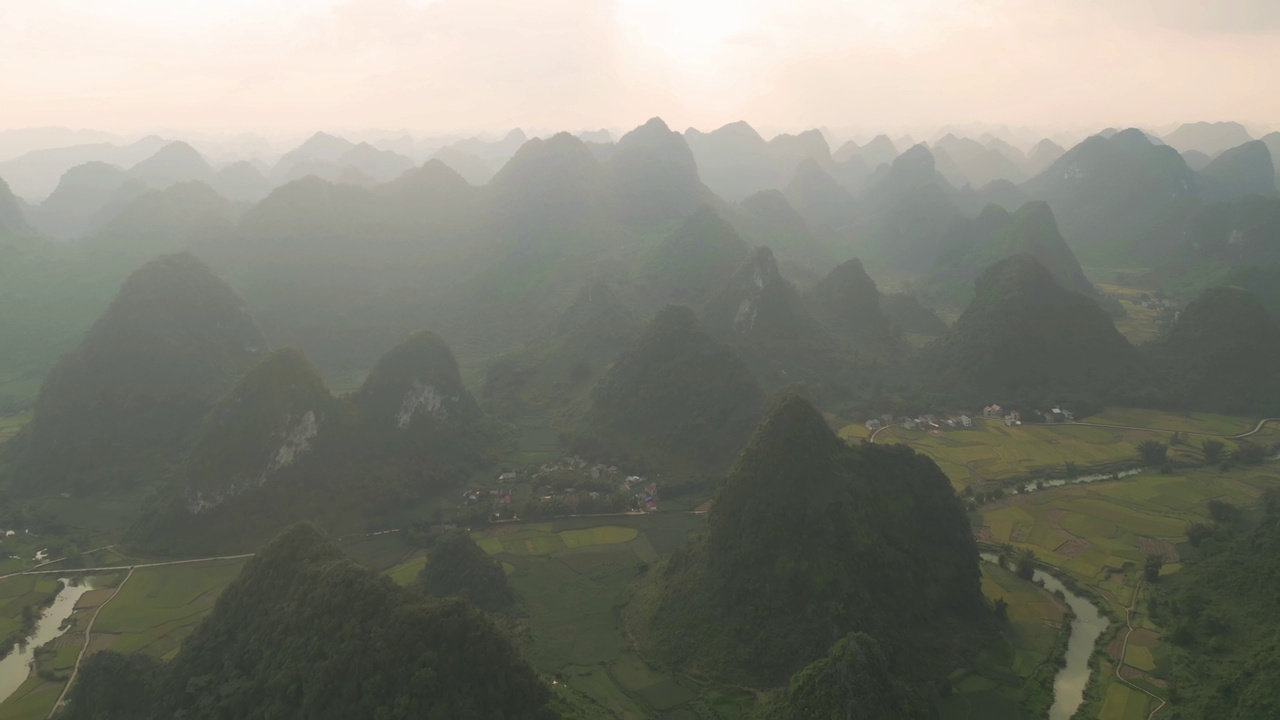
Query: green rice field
xmin=840 ymin=408 xmax=1274 ymax=490
xmin=977 ymin=464 xmax=1280 ymax=718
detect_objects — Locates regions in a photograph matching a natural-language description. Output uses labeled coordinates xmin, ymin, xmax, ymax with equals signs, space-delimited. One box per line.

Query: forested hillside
xmin=61 ymin=524 xmax=556 ymax=720
xmin=9 ymin=253 xmax=266 ymax=493
xmin=629 ymin=391 xmax=990 ymax=688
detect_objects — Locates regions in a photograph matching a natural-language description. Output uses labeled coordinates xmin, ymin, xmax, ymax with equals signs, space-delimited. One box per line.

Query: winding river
xmin=0 ymin=578 xmax=95 ymax=705
xmin=981 ymin=553 xmax=1109 ymax=720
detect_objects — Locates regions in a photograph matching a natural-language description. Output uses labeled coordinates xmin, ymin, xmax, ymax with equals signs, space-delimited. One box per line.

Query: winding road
xmin=49 ymin=566 xmax=136 ymax=717
xmin=0 ymin=553 xmax=254 ymax=582
xmin=1068 ymin=417 xmax=1279 ymax=439
xmin=0 ymin=553 xmax=253 ymax=717
xmin=1113 ymin=577 xmax=1167 ymax=720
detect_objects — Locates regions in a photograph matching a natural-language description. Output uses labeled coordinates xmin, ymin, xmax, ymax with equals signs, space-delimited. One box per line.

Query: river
xmin=1018 ymin=468 xmax=1144 ymax=495
xmin=0 ymin=578 xmax=96 ymax=705
xmin=980 ymin=553 xmax=1108 ymax=720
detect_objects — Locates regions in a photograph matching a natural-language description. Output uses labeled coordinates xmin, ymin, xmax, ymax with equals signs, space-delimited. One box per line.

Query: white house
xmin=959 ymin=415 xmax=973 ymax=427
xmin=865 ymin=419 xmax=882 ymax=431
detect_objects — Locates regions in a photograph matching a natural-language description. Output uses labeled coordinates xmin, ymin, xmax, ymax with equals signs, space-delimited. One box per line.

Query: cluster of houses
xmin=462 ymin=487 xmax=513 ymax=506
xmin=462 ymin=456 xmax=659 ymax=515
xmin=865 ymin=405 xmax=1075 ymax=433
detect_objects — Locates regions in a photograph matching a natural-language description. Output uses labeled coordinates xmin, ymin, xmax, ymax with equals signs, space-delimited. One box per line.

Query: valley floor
xmin=1 ymin=406 xmax=1277 ymax=718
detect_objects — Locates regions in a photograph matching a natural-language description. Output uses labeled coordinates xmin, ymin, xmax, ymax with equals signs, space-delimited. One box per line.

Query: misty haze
xmin=2 ymin=1 xmax=1280 ymax=719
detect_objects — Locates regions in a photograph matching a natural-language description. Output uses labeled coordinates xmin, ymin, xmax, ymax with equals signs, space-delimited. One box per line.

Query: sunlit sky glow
xmin=2 ymin=0 xmax=1278 ymax=135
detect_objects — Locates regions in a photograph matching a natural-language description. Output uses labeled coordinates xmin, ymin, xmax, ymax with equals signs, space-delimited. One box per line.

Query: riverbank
xmin=0 ymin=578 xmax=93 ymax=708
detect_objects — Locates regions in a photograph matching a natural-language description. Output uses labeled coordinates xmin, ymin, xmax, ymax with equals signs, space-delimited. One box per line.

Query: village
xmin=458 ymin=455 xmax=659 ymax=523
xmin=863 ymin=404 xmax=1077 ymax=434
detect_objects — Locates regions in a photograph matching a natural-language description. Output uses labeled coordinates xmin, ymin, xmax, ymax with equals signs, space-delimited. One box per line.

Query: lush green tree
xmin=1144 ymin=554 xmax=1164 ymax=583
xmin=1137 ymin=439 xmax=1168 ymax=466
xmin=1201 ymin=439 xmax=1226 ymax=464
xmin=755 ymin=633 xmax=933 ymax=719
xmin=1234 ymin=440 xmax=1268 ymax=465
xmin=1154 ymin=497 xmax=1280 ymax=717
xmin=1207 ymin=499 xmax=1243 ymax=524
xmin=993 ymin=597 xmax=1009 ymax=623
xmin=1014 ymin=548 xmax=1038 ymax=581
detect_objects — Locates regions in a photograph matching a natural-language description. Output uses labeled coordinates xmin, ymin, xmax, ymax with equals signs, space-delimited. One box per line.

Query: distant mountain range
xmin=3 ymin=116 xmax=1278 ymax=441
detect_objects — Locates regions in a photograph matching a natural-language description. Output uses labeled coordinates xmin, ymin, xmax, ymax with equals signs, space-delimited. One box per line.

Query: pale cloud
xmin=0 ymin=0 xmax=1276 ymax=134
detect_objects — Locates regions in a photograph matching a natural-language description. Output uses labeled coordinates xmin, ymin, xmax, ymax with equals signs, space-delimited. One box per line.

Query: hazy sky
xmin=2 ymin=0 xmax=1278 ymax=135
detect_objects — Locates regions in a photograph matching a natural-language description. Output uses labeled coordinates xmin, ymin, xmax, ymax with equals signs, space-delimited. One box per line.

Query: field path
xmin=868 ymin=423 xmax=899 ymax=443
xmin=0 ymin=553 xmax=255 ymax=582
xmin=1113 ymin=576 xmax=1167 ymax=720
xmin=50 ymin=566 xmax=135 ymax=717
xmin=1069 ymin=417 xmax=1279 ymax=439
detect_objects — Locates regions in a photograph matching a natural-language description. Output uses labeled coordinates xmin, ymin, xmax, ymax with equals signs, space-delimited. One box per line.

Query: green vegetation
xmin=465 ymin=513 xmax=736 ymax=718
xmin=1145 ymin=285 xmax=1280 ymax=414
xmin=62 ymin=523 xmax=556 ymax=719
xmin=924 ymin=254 xmax=1145 ymax=410
xmin=1150 ymin=492 xmax=1280 ymax=718
xmin=0 ymin=230 xmax=139 ymax=413
xmin=418 ymin=531 xmax=516 ymax=613
xmin=1095 ymin=283 xmax=1167 ymax=345
xmin=581 ymin=305 xmax=765 ymax=475
xmin=1141 ymin=196 xmax=1280 ymax=303
xmin=643 ymin=204 xmax=750 ymax=309
xmin=1088 ymin=407 xmax=1254 ymax=436
xmin=923 ymin=201 xmax=1097 ymax=311
xmin=183 ymin=346 xmax=339 ymax=506
xmin=92 ymin=560 xmax=245 ymax=657
xmin=844 ymin=145 xmax=961 ymax=274
xmin=129 ymin=331 xmax=508 ymax=554
xmin=756 ymin=633 xmax=932 ymax=719
xmin=630 ymin=392 xmax=991 ymax=689
xmin=699 ymin=246 xmax=853 ymax=394
xmin=0 ymin=574 xmax=61 ymax=655
xmin=976 ymin=463 xmax=1280 ymax=718
xmin=0 ymin=413 xmax=28 ymax=447
xmin=805 ymin=257 xmax=895 ymax=346
xmin=482 ymin=281 xmax=641 ymax=434
xmin=879 ymin=291 xmax=949 ymax=337
xmin=850 ymin=412 xmax=1259 ymax=491
xmin=6 ymin=252 xmax=266 ymax=495
xmin=735 ymin=189 xmax=836 ymax=277
xmin=1023 ymin=129 xmax=1196 ymax=265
